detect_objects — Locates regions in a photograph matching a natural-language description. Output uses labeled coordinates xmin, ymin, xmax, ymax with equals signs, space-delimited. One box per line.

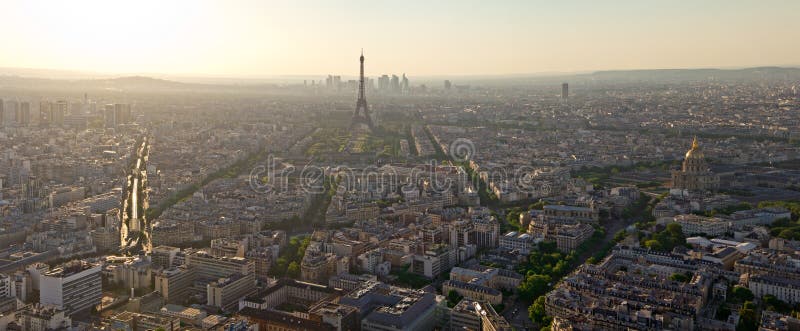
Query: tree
xmin=666 ymin=223 xmax=683 ymax=236
xmin=762 ymin=295 xmax=793 ymax=314
xmin=492 ymin=303 xmax=505 ymax=313
xmin=529 ymin=201 xmax=546 ymax=210
xmin=737 ymin=301 xmax=758 ymax=331
xmin=297 ymin=237 xmax=311 ymax=257
xmin=447 ymin=290 xmax=463 ymax=307
xmin=716 ymin=305 xmax=731 ymax=320
xmin=286 ymin=261 xmax=300 ymax=278
xmin=669 ymin=272 xmax=690 ymax=283
xmin=613 ymin=230 xmax=627 ymax=243
xmin=732 ymin=286 xmax=754 ymax=302
xmin=642 ymin=224 xmax=686 ymax=252
xmin=529 ymin=295 xmax=551 ymax=325
xmin=644 ymin=239 xmax=663 ymax=251
xmin=519 ymin=274 xmax=551 ymax=299
xmin=778 ymin=229 xmax=796 ymax=240
xmin=271 ymin=257 xmax=288 ymax=276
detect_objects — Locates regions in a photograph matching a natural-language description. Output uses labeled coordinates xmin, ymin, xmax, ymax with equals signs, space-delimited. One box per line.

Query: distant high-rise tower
xmin=18 ymin=102 xmax=30 ymax=126
xmin=4 ymin=100 xmax=18 ymax=127
xmin=378 ymin=75 xmax=390 ymax=92
xmin=351 ymin=50 xmax=373 ymax=130
xmin=390 ymin=75 xmax=400 ymax=93
xmin=104 ymin=104 xmax=116 ymax=128
xmin=444 ymin=80 xmax=452 ymax=90
xmin=39 ymin=101 xmax=51 ymax=126
xmin=53 ymin=100 xmax=67 ymax=126
xmin=561 ymin=83 xmax=569 ymax=100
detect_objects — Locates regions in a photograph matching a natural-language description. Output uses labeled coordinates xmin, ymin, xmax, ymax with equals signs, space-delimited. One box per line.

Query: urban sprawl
xmin=0 ymin=62 xmax=799 ymax=331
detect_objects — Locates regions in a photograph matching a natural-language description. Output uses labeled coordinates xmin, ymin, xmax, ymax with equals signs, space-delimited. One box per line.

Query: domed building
xmin=671 ymin=137 xmax=720 ymax=192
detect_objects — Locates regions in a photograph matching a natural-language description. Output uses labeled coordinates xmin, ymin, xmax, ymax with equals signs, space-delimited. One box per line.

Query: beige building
xmin=14 ymin=305 xmax=71 ymax=331
xmin=206 ymin=273 xmax=256 ymax=311
xmin=443 ymin=280 xmax=502 ymax=305
xmin=91 ymin=226 xmax=120 ymax=252
xmin=154 ymin=266 xmax=194 ymax=304
xmin=674 ymin=214 xmax=730 ymax=236
xmin=110 ymin=311 xmax=181 ymax=331
xmin=301 ymin=250 xmax=347 ymax=284
xmin=151 ymin=221 xmax=194 ymax=246
xmin=555 ymin=223 xmax=595 ymax=252
xmin=245 ymin=247 xmax=274 ymax=282
xmin=543 ymin=204 xmax=599 ymax=223
xmin=477 ymin=301 xmax=513 ymax=331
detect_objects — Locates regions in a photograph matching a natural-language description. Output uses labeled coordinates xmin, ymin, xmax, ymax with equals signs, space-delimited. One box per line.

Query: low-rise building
xmin=748 ymin=275 xmax=800 ymax=304
xmin=674 ymin=214 xmax=730 ymax=237
xmin=14 ymin=304 xmax=71 ymax=331
xmin=499 ymin=231 xmax=535 ymax=255
xmin=442 ymin=280 xmax=502 ymax=305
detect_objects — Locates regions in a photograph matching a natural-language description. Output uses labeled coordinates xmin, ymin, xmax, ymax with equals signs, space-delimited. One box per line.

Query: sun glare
xmin=16 ymin=0 xmax=212 ymax=73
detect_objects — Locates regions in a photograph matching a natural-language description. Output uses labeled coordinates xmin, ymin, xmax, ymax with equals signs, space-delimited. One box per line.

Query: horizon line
xmin=0 ymin=63 xmax=799 ymax=82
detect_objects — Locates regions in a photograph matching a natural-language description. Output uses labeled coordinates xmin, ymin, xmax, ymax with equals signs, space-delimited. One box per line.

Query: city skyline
xmin=1 ymin=1 xmax=799 ymax=77
xmin=1 ymin=2 xmax=800 ymax=331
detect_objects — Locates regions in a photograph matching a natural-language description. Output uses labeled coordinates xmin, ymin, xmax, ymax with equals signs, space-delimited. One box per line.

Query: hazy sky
xmin=1 ymin=0 xmax=799 ymax=77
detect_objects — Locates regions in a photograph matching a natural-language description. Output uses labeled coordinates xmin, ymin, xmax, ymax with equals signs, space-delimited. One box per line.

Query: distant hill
xmin=0 ymin=67 xmax=107 ymax=80
xmin=0 ymin=75 xmax=203 ymax=93
xmin=586 ymin=67 xmax=800 ymax=82
xmin=84 ymin=76 xmax=194 ymax=89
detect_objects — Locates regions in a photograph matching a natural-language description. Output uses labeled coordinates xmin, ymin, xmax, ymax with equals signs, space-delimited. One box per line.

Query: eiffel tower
xmin=351 ymin=50 xmax=374 ymax=130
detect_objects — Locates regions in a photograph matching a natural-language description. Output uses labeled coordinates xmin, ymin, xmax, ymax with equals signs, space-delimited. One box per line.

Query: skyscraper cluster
xmin=0 ymin=99 xmax=31 ymax=127
xmin=0 ymin=98 xmax=106 ymax=128
xmin=325 ymin=72 xmax=410 ymax=95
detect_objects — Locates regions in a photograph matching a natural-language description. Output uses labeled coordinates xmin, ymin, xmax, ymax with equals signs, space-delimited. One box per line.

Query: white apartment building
xmin=39 ymin=262 xmax=102 ymax=315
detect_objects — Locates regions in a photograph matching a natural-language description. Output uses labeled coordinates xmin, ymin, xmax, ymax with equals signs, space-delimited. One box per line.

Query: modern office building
xmin=450 ymin=299 xmax=482 ymax=330
xmin=206 ymin=273 xmax=257 ymax=311
xmin=39 ymin=261 xmax=102 ymax=315
xmin=185 ymin=251 xmax=254 ymax=280
xmin=154 ymin=266 xmax=195 ymax=304
xmin=339 ymin=281 xmax=444 ymax=331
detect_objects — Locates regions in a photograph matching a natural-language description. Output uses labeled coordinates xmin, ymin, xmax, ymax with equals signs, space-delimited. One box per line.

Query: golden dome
xmin=685 ymin=136 xmax=704 ymax=159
